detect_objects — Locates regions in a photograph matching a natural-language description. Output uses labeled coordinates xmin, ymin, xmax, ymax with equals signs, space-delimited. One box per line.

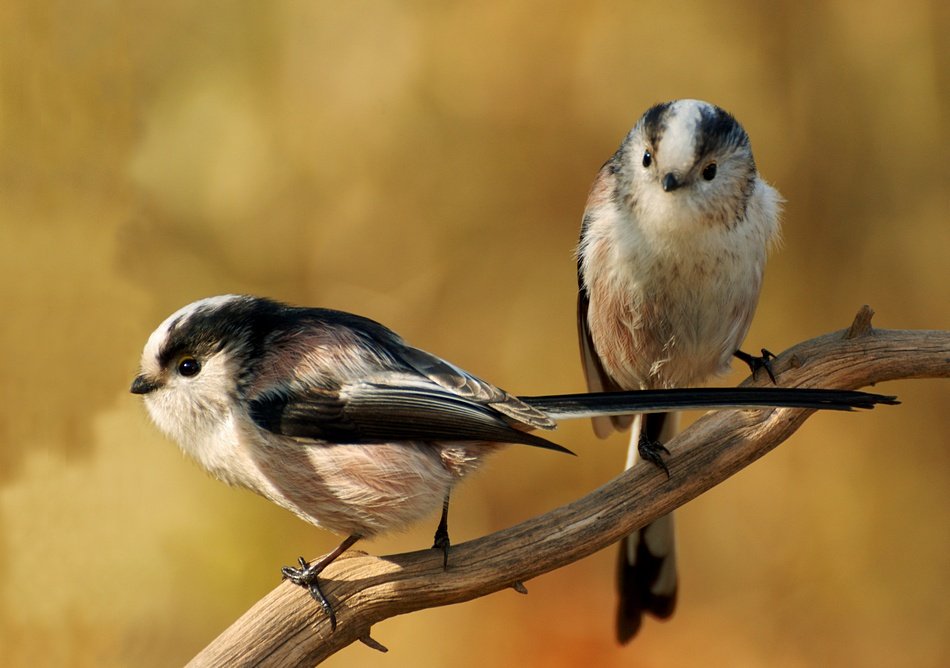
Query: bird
xmin=576 ymin=99 xmax=783 ymax=642
xmin=131 ymin=294 xmax=891 ymax=630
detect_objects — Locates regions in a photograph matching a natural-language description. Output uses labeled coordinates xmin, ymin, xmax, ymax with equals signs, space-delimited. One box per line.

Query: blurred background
xmin=1 ymin=1 xmax=947 ymax=666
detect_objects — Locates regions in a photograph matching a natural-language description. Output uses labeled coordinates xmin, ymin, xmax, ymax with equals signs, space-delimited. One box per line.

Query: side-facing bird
xmin=132 ymin=294 xmax=890 ymax=629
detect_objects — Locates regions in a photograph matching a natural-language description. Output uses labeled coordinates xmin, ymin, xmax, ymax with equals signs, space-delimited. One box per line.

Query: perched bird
xmin=132 ymin=294 xmax=889 ymax=629
xmin=577 ymin=99 xmax=783 ymax=642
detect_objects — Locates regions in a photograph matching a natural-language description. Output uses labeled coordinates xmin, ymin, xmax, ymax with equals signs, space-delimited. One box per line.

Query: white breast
xmin=582 ymin=178 xmax=780 ymax=389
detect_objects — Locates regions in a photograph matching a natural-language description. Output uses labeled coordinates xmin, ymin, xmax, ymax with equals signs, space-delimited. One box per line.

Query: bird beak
xmin=661 ymin=172 xmax=682 ymax=192
xmin=130 ymin=374 xmax=161 ymax=395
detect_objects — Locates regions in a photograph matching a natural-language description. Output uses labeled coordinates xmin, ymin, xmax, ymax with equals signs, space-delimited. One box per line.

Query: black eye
xmin=642 ymin=151 xmax=652 ymax=168
xmin=702 ymin=163 xmax=717 ymax=180
xmin=177 ymin=357 xmax=201 ymax=377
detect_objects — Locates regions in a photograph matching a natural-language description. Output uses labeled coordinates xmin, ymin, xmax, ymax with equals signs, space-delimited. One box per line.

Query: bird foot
xmin=735 ymin=348 xmax=777 ymax=383
xmin=282 ymin=557 xmax=337 ymax=630
xmin=638 ymin=435 xmax=671 ymax=478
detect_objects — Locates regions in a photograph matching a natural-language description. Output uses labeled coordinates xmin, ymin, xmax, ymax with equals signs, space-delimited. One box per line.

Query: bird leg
xmin=432 ymin=493 xmax=451 ymax=570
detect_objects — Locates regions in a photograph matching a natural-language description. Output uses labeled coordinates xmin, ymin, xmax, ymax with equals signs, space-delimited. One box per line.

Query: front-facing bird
xmin=577 ymin=99 xmax=783 ymax=641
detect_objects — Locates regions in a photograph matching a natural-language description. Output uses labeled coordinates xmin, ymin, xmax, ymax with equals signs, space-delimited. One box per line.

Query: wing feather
xmin=248 ymin=379 xmax=571 ymax=453
xmin=246 ymin=317 xmax=568 ymax=454
xmin=578 ymin=283 xmax=633 ymax=436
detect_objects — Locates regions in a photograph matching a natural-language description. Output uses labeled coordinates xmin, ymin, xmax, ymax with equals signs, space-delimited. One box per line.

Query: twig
xmin=189 ymin=309 xmax=949 ymax=667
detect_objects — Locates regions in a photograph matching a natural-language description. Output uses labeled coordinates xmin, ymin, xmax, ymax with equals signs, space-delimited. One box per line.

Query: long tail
xmin=616 ymin=412 xmax=678 ymax=643
xmin=520 ymin=387 xmax=897 ymax=421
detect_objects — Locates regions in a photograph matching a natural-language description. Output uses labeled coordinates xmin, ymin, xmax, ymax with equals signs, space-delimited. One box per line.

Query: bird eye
xmin=702 ymin=163 xmax=717 ymax=180
xmin=642 ymin=151 xmax=652 ymax=168
xmin=177 ymin=356 xmax=201 ymax=377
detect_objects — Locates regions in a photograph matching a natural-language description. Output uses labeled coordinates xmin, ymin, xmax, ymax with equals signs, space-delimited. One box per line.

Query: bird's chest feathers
xmin=585 ymin=220 xmax=761 ymax=386
xmin=171 ymin=404 xmax=261 ymax=490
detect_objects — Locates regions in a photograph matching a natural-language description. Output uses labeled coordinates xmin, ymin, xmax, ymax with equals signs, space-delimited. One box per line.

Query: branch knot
xmin=845 ymin=305 xmax=875 ymax=339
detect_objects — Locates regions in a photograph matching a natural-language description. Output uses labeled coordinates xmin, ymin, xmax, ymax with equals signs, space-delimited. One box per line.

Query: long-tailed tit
xmin=132 ymin=294 xmax=891 ymax=629
xmin=577 ymin=100 xmax=783 ymax=642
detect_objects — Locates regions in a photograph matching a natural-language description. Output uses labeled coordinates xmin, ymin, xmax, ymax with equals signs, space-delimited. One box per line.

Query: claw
xmin=735 ymin=348 xmax=777 ymax=383
xmin=279 ymin=534 xmax=361 ymax=633
xmin=282 ymin=558 xmax=338 ymax=630
xmin=638 ymin=432 xmax=671 ymax=478
xmin=432 ymin=494 xmax=451 ymax=570
xmin=432 ymin=531 xmax=450 ymax=571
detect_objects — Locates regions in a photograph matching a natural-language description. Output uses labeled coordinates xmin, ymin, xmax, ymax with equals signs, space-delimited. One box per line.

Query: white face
xmin=134 ymin=295 xmax=244 ymax=452
xmin=621 ymin=99 xmax=758 ymax=231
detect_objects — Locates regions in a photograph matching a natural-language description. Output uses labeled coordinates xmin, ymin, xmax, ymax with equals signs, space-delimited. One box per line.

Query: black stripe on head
xmin=156 ymin=296 xmax=308 ymax=373
xmin=639 ymin=102 xmax=673 ymax=148
xmin=695 ymin=105 xmax=750 ymax=159
xmin=156 ymin=295 xmax=407 ymax=385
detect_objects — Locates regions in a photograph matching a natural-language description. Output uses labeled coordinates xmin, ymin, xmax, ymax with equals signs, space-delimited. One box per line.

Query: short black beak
xmin=662 ymin=172 xmax=682 ymax=192
xmin=130 ymin=374 xmax=159 ymax=395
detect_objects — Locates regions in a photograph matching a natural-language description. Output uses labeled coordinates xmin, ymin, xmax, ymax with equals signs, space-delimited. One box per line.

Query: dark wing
xmin=248 ymin=375 xmax=571 ymax=454
xmin=577 ymin=253 xmax=633 ymax=438
xmin=578 ymin=289 xmax=631 ymax=437
xmin=394 ymin=344 xmax=555 ymax=429
xmin=246 ymin=313 xmax=567 ymax=453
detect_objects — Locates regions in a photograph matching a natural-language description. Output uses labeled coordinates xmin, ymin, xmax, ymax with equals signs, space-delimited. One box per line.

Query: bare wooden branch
xmin=190 ymin=311 xmax=949 ymax=667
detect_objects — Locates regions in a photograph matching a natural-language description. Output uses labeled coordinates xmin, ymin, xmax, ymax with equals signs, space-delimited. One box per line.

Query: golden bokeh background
xmin=2 ymin=1 xmax=948 ymax=666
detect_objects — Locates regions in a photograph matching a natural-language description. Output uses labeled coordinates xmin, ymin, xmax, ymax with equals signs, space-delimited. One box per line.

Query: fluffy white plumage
xmin=577 ymin=99 xmax=782 ymax=642
xmin=136 ymin=295 xmax=501 ymax=537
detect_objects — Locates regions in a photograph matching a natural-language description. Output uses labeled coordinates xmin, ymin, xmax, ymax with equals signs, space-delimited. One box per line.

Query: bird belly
xmin=240 ymin=435 xmax=499 ymax=538
xmin=587 ymin=247 xmax=762 ymax=389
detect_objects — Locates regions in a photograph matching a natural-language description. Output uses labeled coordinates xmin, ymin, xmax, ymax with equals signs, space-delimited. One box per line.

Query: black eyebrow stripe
xmin=157 ymin=315 xmax=186 ymax=368
xmin=695 ymin=105 xmax=748 ymax=158
xmin=153 ymin=296 xmax=408 ymax=374
xmin=640 ymin=101 xmax=672 ymax=148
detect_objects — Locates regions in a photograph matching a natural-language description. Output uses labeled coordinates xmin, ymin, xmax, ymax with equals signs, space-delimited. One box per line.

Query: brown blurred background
xmin=1 ymin=1 xmax=948 ymax=666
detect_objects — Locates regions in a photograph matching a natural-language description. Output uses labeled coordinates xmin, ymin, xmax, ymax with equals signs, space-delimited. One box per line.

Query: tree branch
xmin=189 ymin=308 xmax=949 ymax=667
